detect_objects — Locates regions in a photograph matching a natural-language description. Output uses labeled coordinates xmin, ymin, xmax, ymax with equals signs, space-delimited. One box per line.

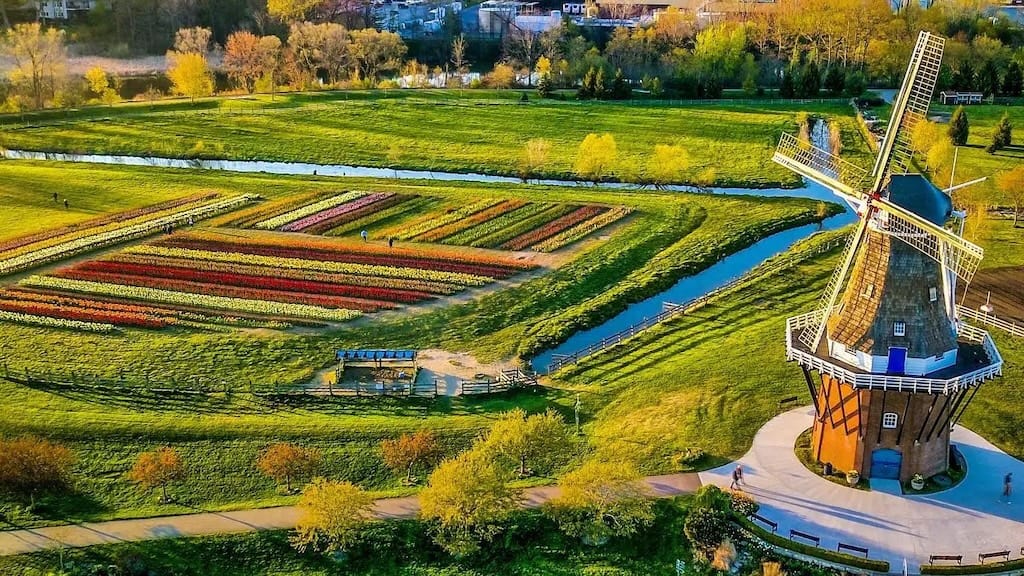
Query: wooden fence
xmin=957 ymin=306 xmax=1024 ymax=338
xmin=548 ymin=235 xmax=845 ymax=373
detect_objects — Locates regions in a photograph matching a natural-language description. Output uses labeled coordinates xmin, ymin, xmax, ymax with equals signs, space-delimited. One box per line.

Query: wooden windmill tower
xmin=773 ymin=32 xmax=1003 ymax=482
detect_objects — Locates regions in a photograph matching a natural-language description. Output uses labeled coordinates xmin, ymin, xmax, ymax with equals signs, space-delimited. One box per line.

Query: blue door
xmin=871 ymin=449 xmax=902 ymax=479
xmin=888 ymin=347 xmax=907 ymax=375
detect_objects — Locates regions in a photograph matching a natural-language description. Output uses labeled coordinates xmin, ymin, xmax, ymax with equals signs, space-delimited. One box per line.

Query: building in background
xmin=37 ymin=0 xmax=96 ymax=21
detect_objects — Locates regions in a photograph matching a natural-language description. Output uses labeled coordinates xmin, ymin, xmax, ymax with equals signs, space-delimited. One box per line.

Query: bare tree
xmin=503 ymin=26 xmax=541 ymax=85
xmin=450 ymin=34 xmax=468 ymax=87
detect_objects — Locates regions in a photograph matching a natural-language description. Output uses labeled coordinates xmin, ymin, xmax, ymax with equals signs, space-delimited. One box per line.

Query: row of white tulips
xmin=254 ymin=191 xmax=365 ymax=230
xmin=0 ymin=195 xmax=257 ymax=277
xmin=0 ymin=309 xmax=116 ymax=332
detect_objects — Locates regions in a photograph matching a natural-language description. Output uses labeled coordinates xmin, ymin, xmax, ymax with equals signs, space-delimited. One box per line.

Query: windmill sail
xmin=870 ymin=31 xmax=945 ymax=189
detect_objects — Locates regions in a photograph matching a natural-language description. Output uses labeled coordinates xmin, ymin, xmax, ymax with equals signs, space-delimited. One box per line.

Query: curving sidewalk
xmin=0 ymin=474 xmax=700 ymax=557
xmin=700 ymin=406 xmax=1024 ymax=573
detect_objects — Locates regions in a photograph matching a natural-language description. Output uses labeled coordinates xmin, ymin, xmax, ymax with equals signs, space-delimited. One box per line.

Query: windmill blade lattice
xmin=870 ymin=31 xmax=945 ymax=187
xmin=872 ymin=197 xmax=984 ymax=285
xmin=773 ymin=133 xmax=872 ymax=199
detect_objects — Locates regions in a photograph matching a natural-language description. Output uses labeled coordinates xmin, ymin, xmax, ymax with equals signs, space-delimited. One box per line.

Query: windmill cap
xmin=888 ymin=175 xmax=953 ymax=226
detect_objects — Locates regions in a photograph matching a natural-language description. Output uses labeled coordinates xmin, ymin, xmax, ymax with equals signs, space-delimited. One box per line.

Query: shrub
xmin=0 ymin=436 xmax=75 ymax=499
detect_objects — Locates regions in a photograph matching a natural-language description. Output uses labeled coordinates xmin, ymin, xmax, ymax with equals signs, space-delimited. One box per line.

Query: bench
xmin=928 ymin=555 xmax=962 ymax=565
xmin=778 ymin=395 xmax=799 ymax=407
xmin=979 ymin=551 xmax=1010 ymax=564
xmin=752 ymin=513 xmax=777 ymax=534
xmin=837 ymin=542 xmax=869 ymax=558
xmin=790 ymin=529 xmax=820 ymax=547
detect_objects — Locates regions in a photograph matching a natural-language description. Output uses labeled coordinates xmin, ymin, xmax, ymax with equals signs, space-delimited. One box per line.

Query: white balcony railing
xmin=785 ymin=310 xmax=1003 ymax=394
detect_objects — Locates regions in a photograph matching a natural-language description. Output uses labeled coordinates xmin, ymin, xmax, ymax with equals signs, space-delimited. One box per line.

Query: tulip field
xmin=0 ymin=230 xmax=537 ymax=331
xmin=224 ymin=190 xmax=632 ymax=252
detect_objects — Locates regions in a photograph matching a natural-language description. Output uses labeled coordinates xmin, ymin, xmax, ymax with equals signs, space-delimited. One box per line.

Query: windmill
xmin=774 ymin=31 xmax=1003 ymax=483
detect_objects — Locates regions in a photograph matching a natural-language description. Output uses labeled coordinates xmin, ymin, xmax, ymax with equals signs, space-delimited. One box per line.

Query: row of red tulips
xmin=501 ymin=206 xmax=608 ymax=251
xmin=51 ymin=269 xmax=395 ymax=313
xmin=0 ymin=296 xmax=170 ymax=329
xmin=150 ymin=237 xmax=527 ymax=279
xmin=111 ymin=253 xmax=464 ymax=296
xmin=73 ymin=260 xmax=435 ymax=304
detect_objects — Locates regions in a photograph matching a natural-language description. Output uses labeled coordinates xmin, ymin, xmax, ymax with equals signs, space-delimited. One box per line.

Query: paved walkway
xmin=0 ymin=474 xmax=701 ymax=556
xmin=700 ymin=406 xmax=1024 ymax=572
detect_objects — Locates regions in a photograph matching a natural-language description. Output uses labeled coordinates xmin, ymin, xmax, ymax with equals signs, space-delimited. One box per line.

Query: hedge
xmin=921 ymin=558 xmax=1024 ymax=575
xmin=735 ymin=515 xmax=891 ymax=573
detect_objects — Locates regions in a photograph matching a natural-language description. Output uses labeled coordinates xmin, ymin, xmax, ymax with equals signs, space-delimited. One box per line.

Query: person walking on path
xmin=1004 ymin=472 xmax=1013 ymax=503
xmin=388 ymin=237 xmax=394 ymax=249
xmin=63 ymin=199 xmax=69 ymax=209
xmin=361 ymin=230 xmax=368 ymax=242
xmin=52 ymin=192 xmax=58 ymax=202
xmin=731 ymin=465 xmax=745 ymax=490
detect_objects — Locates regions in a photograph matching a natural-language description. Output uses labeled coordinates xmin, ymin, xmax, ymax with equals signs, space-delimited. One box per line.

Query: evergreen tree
xmin=610 ymin=68 xmax=631 ymax=100
xmin=979 ymin=60 xmax=1001 ymax=97
xmin=650 ymin=77 xmax=663 ymax=98
xmin=703 ymin=75 xmax=723 ymax=98
xmin=537 ymin=73 xmax=553 ymax=98
xmin=824 ymin=66 xmax=845 ymax=96
xmin=952 ymin=61 xmax=975 ymax=92
xmin=986 ymin=113 xmax=1012 ymax=153
xmin=577 ymin=67 xmax=595 ymax=100
xmin=949 ymin=106 xmax=970 ymax=146
xmin=800 ymin=62 xmax=820 ymax=97
xmin=1003 ymin=61 xmax=1023 ymax=97
xmin=844 ymin=70 xmax=866 ymax=97
xmin=780 ymin=67 xmax=796 ymax=98
xmin=593 ymin=67 xmax=606 ymax=99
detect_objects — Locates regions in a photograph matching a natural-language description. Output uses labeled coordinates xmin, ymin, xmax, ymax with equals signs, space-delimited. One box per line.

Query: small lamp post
xmin=574 ymin=393 xmax=582 ymax=436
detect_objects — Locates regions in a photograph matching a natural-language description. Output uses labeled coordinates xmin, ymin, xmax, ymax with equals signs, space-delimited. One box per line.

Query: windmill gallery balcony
xmin=786 ymin=309 xmax=1003 ymax=394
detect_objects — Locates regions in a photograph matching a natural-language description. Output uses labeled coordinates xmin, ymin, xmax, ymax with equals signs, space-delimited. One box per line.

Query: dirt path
xmin=0 ymin=473 xmax=701 ymax=557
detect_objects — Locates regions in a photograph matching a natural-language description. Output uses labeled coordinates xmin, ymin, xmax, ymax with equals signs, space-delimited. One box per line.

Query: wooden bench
xmin=837 ymin=542 xmax=869 ymax=557
xmin=928 ymin=555 xmax=962 ymax=565
xmin=979 ymin=551 xmax=1010 ymax=564
xmin=752 ymin=513 xmax=777 ymax=534
xmin=790 ymin=529 xmax=820 ymax=547
xmin=778 ymin=395 xmax=799 ymax=407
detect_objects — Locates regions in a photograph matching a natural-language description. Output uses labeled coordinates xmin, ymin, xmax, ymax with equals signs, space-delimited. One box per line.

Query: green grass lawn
xmin=0 ymin=159 xmax=832 ymax=525
xmin=0 ymin=90 xmax=864 ymax=188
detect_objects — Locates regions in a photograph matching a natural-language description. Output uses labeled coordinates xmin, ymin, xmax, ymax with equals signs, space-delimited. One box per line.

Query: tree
xmin=1 ymin=23 xmax=67 ymax=110
xmin=800 ymin=61 xmax=820 ymax=97
xmin=520 ymin=138 xmax=551 ymax=180
xmin=84 ymin=66 xmax=108 ymax=97
xmin=684 ymin=485 xmax=734 ymax=560
xmin=948 ymin=106 xmax=970 ymax=146
xmin=173 ymin=27 xmax=212 ymax=55
xmin=482 ymin=408 xmax=572 ymax=477
xmin=577 ymin=67 xmax=596 ymax=99
xmin=779 ymin=67 xmax=795 ymax=98
xmin=646 ymin=143 xmax=690 ymax=187
xmin=168 ymin=52 xmax=214 ymax=103
xmin=0 ymin=436 xmax=75 ymax=500
xmin=996 ymin=166 xmax=1024 ymax=227
xmin=485 ymin=63 xmax=515 ymax=89
xmin=979 ymin=60 xmax=1001 ymax=97
xmin=609 ymin=68 xmax=630 ymax=100
xmin=380 ymin=430 xmax=440 ymax=484
xmin=268 ymin=0 xmax=322 ymax=21
xmin=952 ymin=61 xmax=975 ymax=92
xmin=1003 ymin=61 xmax=1023 ymax=97
xmin=349 ymin=29 xmax=406 ymax=82
xmin=419 ymin=450 xmax=518 ymax=556
xmin=291 ymin=478 xmax=376 ymax=554
xmin=986 ymin=113 xmax=1012 ymax=154
xmin=844 ymin=69 xmax=866 ymax=97
xmin=257 ymin=443 xmax=321 ymax=492
xmin=824 ymin=66 xmax=844 ymax=95
xmin=130 ymin=447 xmax=185 ymax=502
xmin=224 ymin=31 xmax=282 ymax=93
xmin=450 ymin=34 xmax=469 ymax=86
xmin=575 ymin=133 xmax=617 ymax=183
xmin=544 ymin=460 xmax=654 ymax=545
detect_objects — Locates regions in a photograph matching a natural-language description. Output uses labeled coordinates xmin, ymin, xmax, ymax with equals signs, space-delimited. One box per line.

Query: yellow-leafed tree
xmin=646 ymin=143 xmax=691 ymax=188
xmin=574 ymin=133 xmax=618 ymax=183
xmin=291 ymin=478 xmax=376 ymax=554
xmin=544 ymin=460 xmax=654 ymax=544
xmin=168 ymin=52 xmax=214 ymax=102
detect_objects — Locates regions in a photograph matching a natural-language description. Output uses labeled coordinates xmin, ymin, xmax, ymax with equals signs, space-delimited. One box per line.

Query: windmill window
xmin=882 ymin=412 xmax=899 ymax=429
xmin=894 ymin=321 xmax=906 ymax=337
xmin=862 ymin=284 xmax=875 ymax=299
xmin=929 ymin=287 xmax=938 ymax=302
